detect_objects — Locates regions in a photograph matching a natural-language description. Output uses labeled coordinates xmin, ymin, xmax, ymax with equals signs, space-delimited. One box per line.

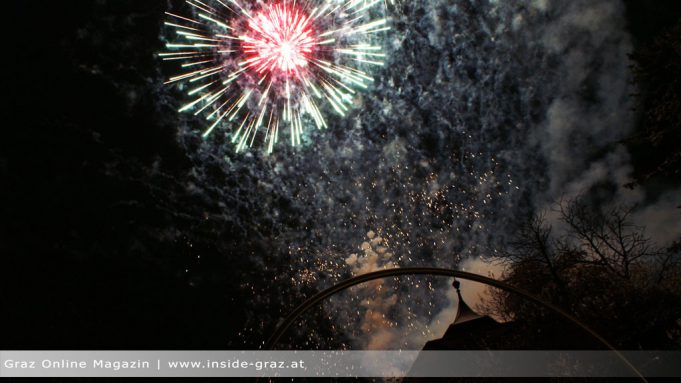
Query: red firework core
xmin=241 ymin=4 xmax=317 ymax=78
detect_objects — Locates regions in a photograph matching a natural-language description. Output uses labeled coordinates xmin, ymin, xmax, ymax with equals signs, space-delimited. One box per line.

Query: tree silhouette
xmin=485 ymin=198 xmax=681 ymax=349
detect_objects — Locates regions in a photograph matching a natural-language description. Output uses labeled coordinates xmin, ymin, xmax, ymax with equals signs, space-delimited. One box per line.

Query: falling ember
xmin=160 ymin=0 xmax=391 ymax=154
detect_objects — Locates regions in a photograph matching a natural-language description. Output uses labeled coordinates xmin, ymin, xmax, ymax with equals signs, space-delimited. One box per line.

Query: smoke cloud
xmin=531 ymin=0 xmax=638 ymax=210
xmin=632 ymin=190 xmax=681 ymax=246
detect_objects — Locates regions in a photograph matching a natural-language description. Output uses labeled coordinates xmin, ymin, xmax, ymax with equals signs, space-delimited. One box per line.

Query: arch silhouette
xmin=265 ymin=267 xmax=646 ymax=381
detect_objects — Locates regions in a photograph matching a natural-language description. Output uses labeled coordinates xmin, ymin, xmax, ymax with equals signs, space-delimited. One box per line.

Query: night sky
xmin=4 ymin=0 xmax=681 ymax=352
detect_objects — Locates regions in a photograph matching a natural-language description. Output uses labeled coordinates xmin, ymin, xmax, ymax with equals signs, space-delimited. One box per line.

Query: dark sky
xmin=6 ymin=1 xmax=245 ymax=349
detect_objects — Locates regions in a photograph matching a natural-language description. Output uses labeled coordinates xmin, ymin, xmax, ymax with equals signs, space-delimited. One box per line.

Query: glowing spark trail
xmin=161 ymin=0 xmax=390 ymax=153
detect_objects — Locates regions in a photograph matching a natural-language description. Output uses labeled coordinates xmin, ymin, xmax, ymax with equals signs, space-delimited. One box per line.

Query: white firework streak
xmin=160 ymin=0 xmax=390 ymax=153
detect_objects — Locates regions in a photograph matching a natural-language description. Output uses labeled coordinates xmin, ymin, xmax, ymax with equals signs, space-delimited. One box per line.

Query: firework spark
xmin=161 ymin=0 xmax=390 ymax=153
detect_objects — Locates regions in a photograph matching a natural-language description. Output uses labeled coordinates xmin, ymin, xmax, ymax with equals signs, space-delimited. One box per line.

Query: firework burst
xmin=161 ymin=0 xmax=390 ymax=153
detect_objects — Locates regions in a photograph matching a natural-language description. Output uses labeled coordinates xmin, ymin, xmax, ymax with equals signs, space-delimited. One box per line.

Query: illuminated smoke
xmin=160 ymin=0 xmax=642 ymax=352
xmin=344 ymin=231 xmax=400 ymax=350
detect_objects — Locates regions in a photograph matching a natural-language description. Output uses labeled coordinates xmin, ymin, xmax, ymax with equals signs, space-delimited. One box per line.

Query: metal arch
xmin=265 ymin=267 xmax=646 ymax=382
